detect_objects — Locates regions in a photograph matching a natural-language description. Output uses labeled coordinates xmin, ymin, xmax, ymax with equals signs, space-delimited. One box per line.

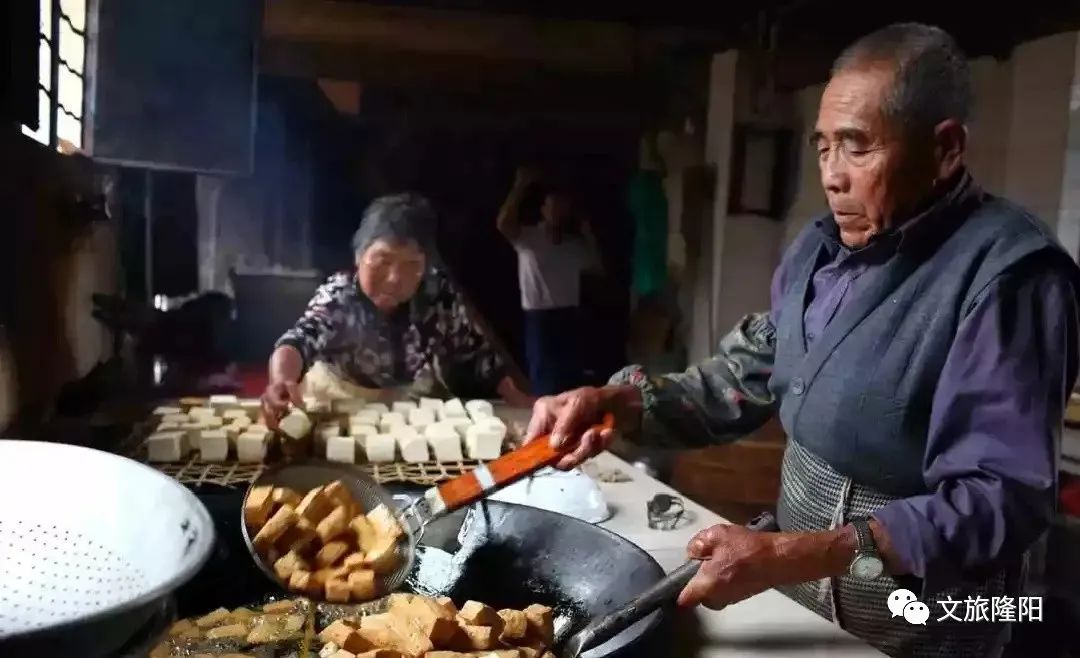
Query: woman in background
xmin=262 ymin=193 xmax=533 ymax=424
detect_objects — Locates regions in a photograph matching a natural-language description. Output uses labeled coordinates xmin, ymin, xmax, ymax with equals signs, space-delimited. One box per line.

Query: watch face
xmin=850 ymin=554 xmax=885 ymax=580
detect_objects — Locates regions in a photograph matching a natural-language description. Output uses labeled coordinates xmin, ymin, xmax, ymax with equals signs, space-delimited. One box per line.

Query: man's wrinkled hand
xmin=676 ymin=523 xmax=782 ymax=610
xmin=525 ymin=388 xmax=615 ymax=470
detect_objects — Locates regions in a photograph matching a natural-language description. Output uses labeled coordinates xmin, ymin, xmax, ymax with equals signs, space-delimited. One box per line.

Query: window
xmin=21 ymin=0 xmax=88 ymax=152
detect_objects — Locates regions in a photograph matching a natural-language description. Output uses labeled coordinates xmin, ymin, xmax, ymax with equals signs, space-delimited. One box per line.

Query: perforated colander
xmin=0 ymin=440 xmax=214 ymax=655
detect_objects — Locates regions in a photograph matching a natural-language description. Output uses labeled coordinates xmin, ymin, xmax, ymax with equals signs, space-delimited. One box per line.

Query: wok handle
xmin=431 ymin=413 xmax=615 ymax=514
xmin=567 ymin=559 xmax=702 ymax=655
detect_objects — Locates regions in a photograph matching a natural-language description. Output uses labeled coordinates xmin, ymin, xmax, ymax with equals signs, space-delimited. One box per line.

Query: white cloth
xmin=512 ymin=226 xmax=592 ymax=311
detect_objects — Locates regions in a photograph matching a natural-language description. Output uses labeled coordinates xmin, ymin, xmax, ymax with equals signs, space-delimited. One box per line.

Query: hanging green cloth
xmin=627 ymin=170 xmax=669 ymax=298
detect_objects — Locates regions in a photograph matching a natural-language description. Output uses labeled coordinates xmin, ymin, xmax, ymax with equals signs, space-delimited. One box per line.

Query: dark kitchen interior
xmin=4 ymin=0 xmax=1080 ymax=656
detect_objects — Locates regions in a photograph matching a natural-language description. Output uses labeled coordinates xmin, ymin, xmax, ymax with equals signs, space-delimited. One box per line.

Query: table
xmin=588 ymin=451 xmax=881 ymax=657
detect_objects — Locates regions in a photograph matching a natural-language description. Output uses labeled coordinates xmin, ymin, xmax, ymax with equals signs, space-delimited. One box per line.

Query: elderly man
xmin=528 ymin=23 xmax=1080 ymax=657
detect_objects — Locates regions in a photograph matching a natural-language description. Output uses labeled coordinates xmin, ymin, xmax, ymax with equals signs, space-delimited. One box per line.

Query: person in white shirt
xmin=497 ymin=167 xmax=602 ymax=395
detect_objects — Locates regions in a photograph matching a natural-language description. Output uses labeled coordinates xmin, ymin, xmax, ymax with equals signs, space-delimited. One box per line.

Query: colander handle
xmin=430 ymin=412 xmax=615 ymax=515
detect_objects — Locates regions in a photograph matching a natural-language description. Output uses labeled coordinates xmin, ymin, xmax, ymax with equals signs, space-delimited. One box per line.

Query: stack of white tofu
xmin=145 ymin=395 xmax=271 ymax=464
xmin=319 ymin=397 xmax=507 ymax=464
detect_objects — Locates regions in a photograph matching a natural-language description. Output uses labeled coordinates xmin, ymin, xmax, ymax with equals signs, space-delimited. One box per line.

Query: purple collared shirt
xmin=774 ymin=221 xmax=1078 ymax=584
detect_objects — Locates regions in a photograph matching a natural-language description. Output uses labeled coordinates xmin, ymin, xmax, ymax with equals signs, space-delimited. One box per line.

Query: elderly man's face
xmin=814 ymin=65 xmax=938 ymax=248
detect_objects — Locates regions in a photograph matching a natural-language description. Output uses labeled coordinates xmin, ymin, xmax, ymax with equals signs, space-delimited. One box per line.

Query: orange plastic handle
xmin=434 ymin=412 xmax=615 ymax=514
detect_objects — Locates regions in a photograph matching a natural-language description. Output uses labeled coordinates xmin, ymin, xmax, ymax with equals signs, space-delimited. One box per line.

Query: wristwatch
xmin=848 ymin=517 xmax=885 ymax=580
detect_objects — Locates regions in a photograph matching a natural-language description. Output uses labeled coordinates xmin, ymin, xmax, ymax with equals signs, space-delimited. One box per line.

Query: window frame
xmin=22 ymin=0 xmax=87 ymax=151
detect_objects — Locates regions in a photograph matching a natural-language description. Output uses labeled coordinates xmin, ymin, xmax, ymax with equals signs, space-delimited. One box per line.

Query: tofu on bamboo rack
xmin=145 ymin=397 xmax=509 ymax=465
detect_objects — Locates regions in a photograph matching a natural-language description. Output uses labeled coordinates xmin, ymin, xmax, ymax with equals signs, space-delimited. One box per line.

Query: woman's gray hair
xmin=351 ymin=193 xmax=440 ymax=264
xmin=832 ymin=23 xmax=972 ymax=136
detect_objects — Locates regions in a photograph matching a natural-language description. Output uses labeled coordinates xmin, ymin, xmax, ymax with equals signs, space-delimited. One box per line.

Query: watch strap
xmin=851 ymin=517 xmax=877 ymax=555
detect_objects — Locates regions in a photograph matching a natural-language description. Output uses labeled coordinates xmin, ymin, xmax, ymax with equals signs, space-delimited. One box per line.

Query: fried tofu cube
xmin=168 ymin=618 xmax=197 ymax=636
xmin=354 ymin=650 xmax=407 ymax=658
xmin=273 ymin=551 xmax=309 ymax=581
xmin=365 ymin=534 xmax=400 ymax=574
xmin=357 ymin=613 xmax=433 ymax=656
xmin=348 ymin=569 xmax=377 ymax=600
xmin=253 ymin=504 xmax=297 ymax=551
xmin=316 ymin=505 xmax=350 ymax=543
xmin=435 ymin=596 xmax=458 ymax=616
xmin=319 ymin=619 xmax=361 ymax=647
xmin=315 ymin=540 xmax=351 ymax=568
xmin=386 ymin=594 xmax=458 ymax=645
xmin=367 ymin=504 xmax=403 ymax=542
xmin=350 ymin=514 xmax=378 ymax=552
xmin=272 ymin=487 xmax=303 ymax=508
xmin=261 ymin=598 xmax=302 ymax=613
xmin=195 ymin=606 xmax=231 ymax=628
xmin=458 ymin=600 xmax=502 ymax=628
xmin=343 ymin=551 xmax=368 ymax=571
xmin=287 ymin=569 xmax=314 ymax=595
xmin=276 ymin=517 xmax=318 ymax=556
xmin=296 ymin=486 xmax=336 ymax=524
xmin=498 ymin=609 xmax=528 ymax=641
xmin=524 ymin=604 xmax=554 ymax=645
xmin=323 ymin=480 xmax=357 ymax=510
xmin=452 ymin=624 xmax=497 ymax=651
xmin=325 ymin=577 xmax=352 ymax=603
xmin=206 ymin=622 xmax=248 ymax=639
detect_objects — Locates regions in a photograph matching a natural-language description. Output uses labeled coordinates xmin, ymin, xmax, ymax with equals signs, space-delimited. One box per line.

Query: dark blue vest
xmin=770 ymin=190 xmax=1080 ymax=497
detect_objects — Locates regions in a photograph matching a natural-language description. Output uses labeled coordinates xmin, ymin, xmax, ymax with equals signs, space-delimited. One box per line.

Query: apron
xmin=777 ymin=439 xmax=1015 ymax=658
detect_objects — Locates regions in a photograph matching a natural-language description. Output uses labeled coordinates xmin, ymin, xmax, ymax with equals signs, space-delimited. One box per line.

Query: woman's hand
xmin=525 ymin=385 xmax=641 ymax=470
xmin=261 ymin=379 xmax=303 ymax=429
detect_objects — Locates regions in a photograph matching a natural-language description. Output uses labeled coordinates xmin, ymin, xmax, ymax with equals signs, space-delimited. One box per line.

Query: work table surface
xmin=583 ymin=451 xmax=880 ymax=657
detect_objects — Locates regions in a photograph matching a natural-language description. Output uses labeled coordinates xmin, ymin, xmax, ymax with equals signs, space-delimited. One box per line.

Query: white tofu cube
xmin=239 ymin=398 xmax=262 ymax=412
xmin=153 ymin=406 xmax=182 ymax=416
xmin=236 ymin=431 xmax=269 ymax=463
xmin=229 ymin=415 xmax=253 ymax=429
xmin=222 ymin=409 xmax=248 ymax=420
xmin=440 ymin=398 xmax=468 ymax=419
xmin=465 ymin=424 xmax=505 ymax=460
xmin=419 ymin=397 xmax=445 ymax=414
xmin=314 ymin=423 xmax=341 ymax=453
xmin=477 ymin=415 xmax=507 ymax=432
xmin=364 ymin=434 xmax=397 ymax=463
xmin=449 ymin=418 xmax=473 ymax=438
xmin=393 ymin=425 xmax=427 ymax=462
xmin=208 ymin=394 xmax=238 ymax=411
xmin=188 ymin=407 xmax=218 ymax=419
xmin=200 ymin=416 xmax=225 ymax=428
xmin=198 ymin=429 xmax=230 ymax=462
xmin=379 ymin=412 xmax=406 ymax=433
xmin=161 ymin=413 xmax=188 ymax=425
xmin=426 ymin=424 xmax=463 ymax=462
xmin=392 ymin=401 xmax=418 ymax=414
xmin=351 ymin=410 xmax=381 ymax=426
xmin=408 ymin=408 xmax=435 ymax=429
xmin=331 ymin=398 xmax=368 ymax=414
xmin=248 ymin=423 xmax=270 ymax=436
xmin=349 ymin=423 xmax=378 ymax=439
xmin=465 ymin=399 xmax=495 ymax=420
xmin=156 ymin=421 xmax=182 ymax=431
xmin=177 ymin=428 xmax=198 ymax=455
xmin=364 ymin=402 xmax=390 ymax=415
xmin=326 ymin=435 xmax=356 ymax=463
xmin=279 ymin=408 xmax=312 ymax=439
xmin=147 ymin=432 xmax=184 ymax=462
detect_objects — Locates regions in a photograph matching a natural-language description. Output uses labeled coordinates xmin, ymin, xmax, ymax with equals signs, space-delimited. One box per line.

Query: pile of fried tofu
xmin=318 ymin=594 xmax=556 ymax=658
xmin=149 ymin=598 xmax=308 ymax=657
xmin=246 ymin=480 xmax=403 ymax=604
xmin=146 ymin=395 xmax=271 ymax=463
xmin=303 ymin=397 xmax=508 ymax=465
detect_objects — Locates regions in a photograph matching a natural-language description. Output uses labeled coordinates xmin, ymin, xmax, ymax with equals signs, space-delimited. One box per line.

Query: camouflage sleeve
xmin=609 ymin=311 xmax=777 ymax=449
xmin=274 ymin=273 xmax=350 ymax=375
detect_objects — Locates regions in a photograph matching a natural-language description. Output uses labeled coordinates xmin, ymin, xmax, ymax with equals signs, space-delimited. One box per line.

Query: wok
xmin=399 ymin=498 xmax=668 ymax=658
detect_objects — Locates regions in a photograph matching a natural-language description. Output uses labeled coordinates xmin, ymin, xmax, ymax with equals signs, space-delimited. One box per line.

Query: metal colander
xmin=242 ymin=461 xmax=417 ymax=596
xmin=0 ymin=440 xmax=215 ymax=655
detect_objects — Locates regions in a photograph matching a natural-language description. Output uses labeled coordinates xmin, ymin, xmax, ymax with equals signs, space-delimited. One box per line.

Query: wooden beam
xmin=261 ymin=39 xmax=643 ymax=112
xmin=262 ymin=0 xmax=637 ymax=75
